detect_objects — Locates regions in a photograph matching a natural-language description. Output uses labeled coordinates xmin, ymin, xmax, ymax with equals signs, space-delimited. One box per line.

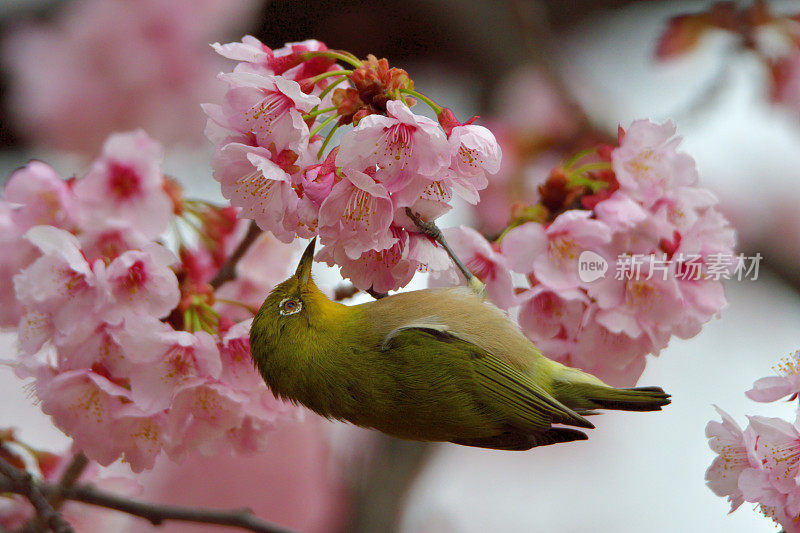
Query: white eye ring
xmin=279 ymin=298 xmax=302 ymax=316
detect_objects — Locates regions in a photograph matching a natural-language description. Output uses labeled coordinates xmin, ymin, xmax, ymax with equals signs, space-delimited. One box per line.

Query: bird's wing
xmin=381 ymin=324 xmax=593 ymax=432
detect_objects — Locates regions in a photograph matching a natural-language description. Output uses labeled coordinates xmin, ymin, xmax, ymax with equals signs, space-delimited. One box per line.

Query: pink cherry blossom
xmin=4 ymin=161 xmax=77 ymax=230
xmin=612 ymin=120 xmax=698 ymax=208
xmin=589 ymin=258 xmax=684 ymax=343
xmin=502 ymin=212 xmax=612 ymax=291
xmin=517 ymin=287 xmax=587 ymax=341
xmin=319 ymin=227 xmax=447 ymax=293
xmin=2 ymin=0 xmax=259 ymax=152
xmin=318 ymin=169 xmax=396 ymax=259
xmin=317 ymin=227 xmax=411 ymax=293
xmin=337 ymin=100 xmax=450 ymax=196
xmin=216 ymin=71 xmax=320 ymax=153
xmin=73 ymin=130 xmax=172 ymax=239
xmin=746 ymin=350 xmax=800 ymax=403
xmin=102 ymin=244 xmax=180 ymax=324
xmin=213 ymin=37 xmax=334 ymax=82
xmin=0 ymin=202 xmax=38 ymax=326
xmin=430 ymin=226 xmax=516 ymax=309
xmin=166 ymin=381 xmax=246 ymax=459
xmin=218 ymin=320 xmax=266 ymax=391
xmin=705 ymin=406 xmax=751 ymax=512
xmin=78 ymin=222 xmax=152 ymax=263
xmin=14 ymin=226 xmax=105 ymax=341
xmin=571 ymin=316 xmax=652 ymax=387
xmin=37 ymin=369 xmax=135 ymax=467
xmin=444 ymin=124 xmax=501 ymax=204
xmin=297 ymin=155 xmax=337 ymax=207
xmin=127 ymin=330 xmax=221 ymax=412
xmin=745 ymin=416 xmax=800 ymax=510
xmin=211 ymin=142 xmax=301 ymax=242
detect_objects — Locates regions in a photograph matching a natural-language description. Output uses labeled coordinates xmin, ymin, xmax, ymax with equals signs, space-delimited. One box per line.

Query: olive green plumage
xmin=249 ymin=238 xmax=670 ymax=451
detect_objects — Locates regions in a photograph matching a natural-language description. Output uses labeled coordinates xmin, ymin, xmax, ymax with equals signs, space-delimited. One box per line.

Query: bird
xmin=249 ymin=238 xmax=670 ymax=451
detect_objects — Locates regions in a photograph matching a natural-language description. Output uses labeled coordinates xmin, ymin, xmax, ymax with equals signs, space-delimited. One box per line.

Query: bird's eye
xmin=279 ymin=298 xmax=302 ymax=316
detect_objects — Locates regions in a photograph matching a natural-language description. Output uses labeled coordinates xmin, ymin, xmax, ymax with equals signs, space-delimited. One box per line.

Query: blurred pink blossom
xmin=74 ymin=130 xmax=173 ymax=239
xmin=2 ymin=0 xmax=261 ymax=152
xmin=3 ymin=130 xmax=299 ymax=472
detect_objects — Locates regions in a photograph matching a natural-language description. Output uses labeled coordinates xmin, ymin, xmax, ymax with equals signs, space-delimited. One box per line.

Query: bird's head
xmin=249 ymin=237 xmax=342 ymax=367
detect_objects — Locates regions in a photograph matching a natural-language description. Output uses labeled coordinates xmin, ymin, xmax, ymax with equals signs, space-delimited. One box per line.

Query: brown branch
xmin=0 ymin=449 xmax=74 ymax=533
xmin=404 ymin=208 xmax=485 ymax=298
xmin=51 ymin=452 xmax=88 ymax=511
xmin=0 ymin=454 xmax=294 ymax=533
xmin=210 ymin=221 xmax=262 ymax=289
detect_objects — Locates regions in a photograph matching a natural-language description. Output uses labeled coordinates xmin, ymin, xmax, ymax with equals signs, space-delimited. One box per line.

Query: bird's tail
xmin=550 ymin=368 xmax=671 ymax=413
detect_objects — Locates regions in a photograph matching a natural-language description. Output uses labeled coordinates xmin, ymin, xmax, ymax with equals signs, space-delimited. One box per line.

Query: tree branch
xmin=210 ymin=221 xmax=262 ymax=290
xmin=50 ymin=452 xmax=88 ymax=511
xmin=0 ymin=454 xmax=295 ymax=533
xmin=404 ymin=208 xmax=486 ymax=296
xmin=0 ymin=449 xmax=74 ymax=533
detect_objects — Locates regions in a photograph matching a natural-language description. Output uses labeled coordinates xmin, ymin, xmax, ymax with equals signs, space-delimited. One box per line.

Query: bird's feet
xmin=404 ymin=208 xmax=486 ymax=297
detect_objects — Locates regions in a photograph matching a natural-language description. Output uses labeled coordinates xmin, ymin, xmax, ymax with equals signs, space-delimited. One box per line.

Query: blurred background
xmin=1 ymin=0 xmax=799 ymax=531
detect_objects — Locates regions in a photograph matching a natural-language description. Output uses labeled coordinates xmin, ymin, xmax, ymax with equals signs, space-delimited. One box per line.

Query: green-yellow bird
xmin=249 ymin=238 xmax=670 ymax=450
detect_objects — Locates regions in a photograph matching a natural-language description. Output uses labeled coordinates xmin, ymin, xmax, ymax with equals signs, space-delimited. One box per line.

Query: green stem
xmin=305 ymin=69 xmax=351 ymax=85
xmin=398 ymin=88 xmax=442 ymax=115
xmin=318 ymin=76 xmax=348 ymax=100
xmin=310 ymin=114 xmax=338 ymax=137
xmin=571 ymin=161 xmax=612 ymax=175
xmin=317 ymin=123 xmax=340 ymax=159
xmin=303 ymin=50 xmax=361 ymax=68
xmin=562 ymin=147 xmax=597 ymax=170
xmin=303 ymin=106 xmax=338 ymax=119
xmin=568 ymin=174 xmax=609 ymax=192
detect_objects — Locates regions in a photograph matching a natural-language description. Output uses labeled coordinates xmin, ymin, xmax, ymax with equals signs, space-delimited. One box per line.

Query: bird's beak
xmin=295 ymin=237 xmax=316 ymax=287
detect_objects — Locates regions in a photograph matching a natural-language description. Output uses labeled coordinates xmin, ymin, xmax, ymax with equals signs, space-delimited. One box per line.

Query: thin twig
xmin=0 ymin=449 xmax=74 ymax=533
xmin=51 ymin=452 xmax=88 ymax=511
xmin=210 ymin=221 xmax=262 ymax=289
xmin=62 ymin=484 xmax=294 ymax=533
xmin=0 ymin=454 xmax=294 ymax=533
xmin=404 ymin=208 xmax=485 ymax=296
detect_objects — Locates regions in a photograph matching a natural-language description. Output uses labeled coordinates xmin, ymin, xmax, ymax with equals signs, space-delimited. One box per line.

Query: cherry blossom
xmin=705 ymin=406 xmax=752 ymax=512
xmin=747 ymin=350 xmax=800 ymax=403
xmin=318 ymin=170 xmax=396 ymax=259
xmin=337 ymin=100 xmax=450 ymax=197
xmin=502 ymin=212 xmax=612 ymax=291
xmin=1 ymin=0 xmax=260 ymax=152
xmin=74 ymin=130 xmax=173 ymax=239
xmin=612 ymin=120 xmax=698 ymax=208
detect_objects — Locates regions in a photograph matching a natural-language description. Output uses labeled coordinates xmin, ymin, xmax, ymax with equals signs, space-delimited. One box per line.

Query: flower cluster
xmin=656 ymin=1 xmax=800 ymax=119
xmin=2 ymin=0 xmax=261 ymax=152
xmin=433 ymin=120 xmax=735 ymax=386
xmin=205 ymin=37 xmax=502 ymax=292
xmin=2 ymin=131 xmax=298 ymax=472
xmin=0 ymin=431 xmax=137 ymax=530
xmin=706 ymin=350 xmax=800 ymax=532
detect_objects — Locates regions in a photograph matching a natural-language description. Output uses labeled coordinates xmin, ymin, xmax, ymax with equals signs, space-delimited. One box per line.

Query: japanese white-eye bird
xmin=249 ymin=238 xmax=670 ymax=450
